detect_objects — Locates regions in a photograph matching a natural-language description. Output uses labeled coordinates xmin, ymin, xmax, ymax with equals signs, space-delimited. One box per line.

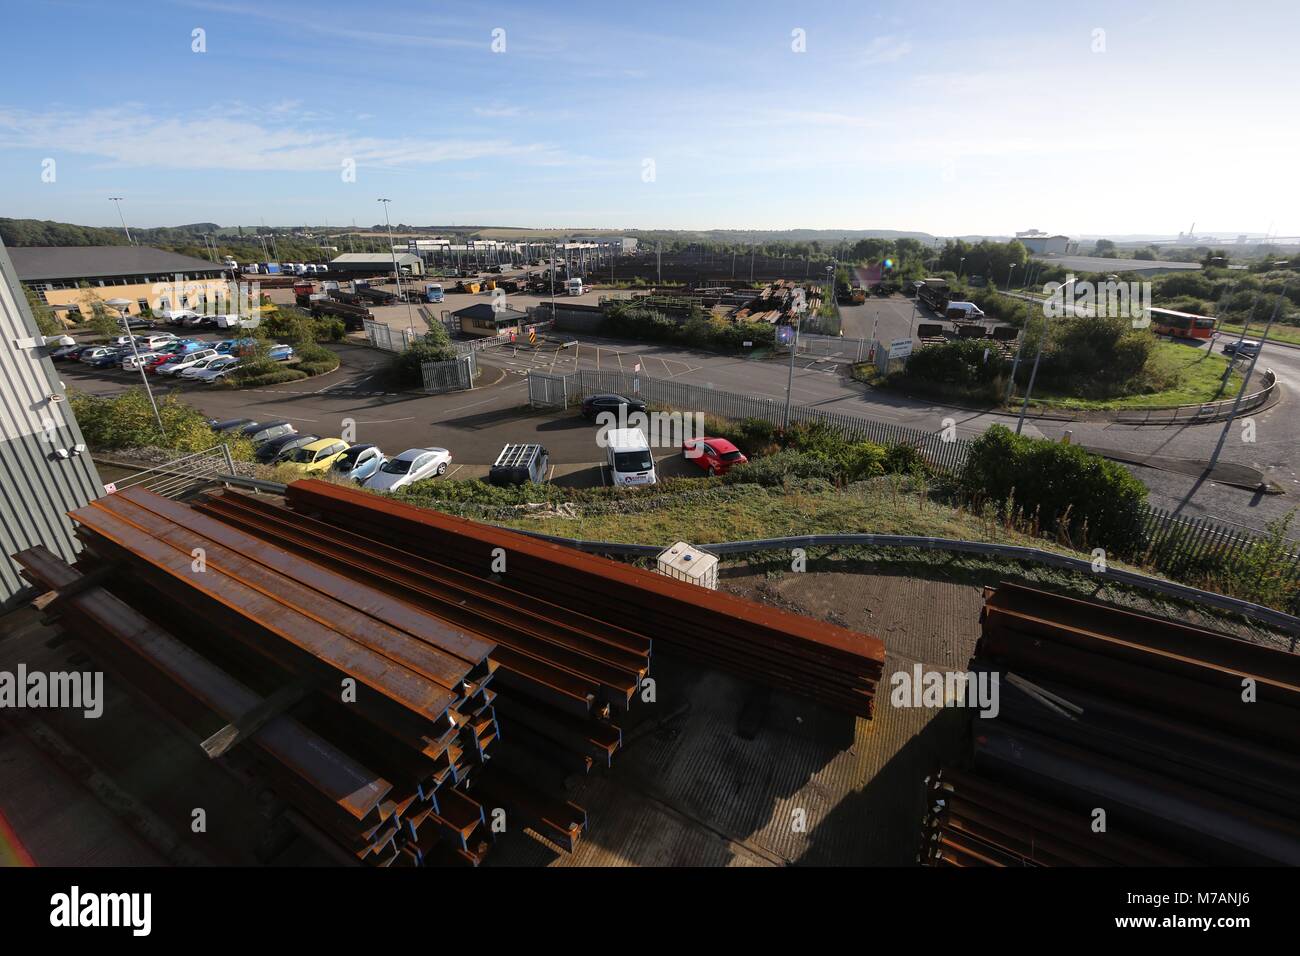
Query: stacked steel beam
xmin=280 ymin=479 xmax=885 ymax=717
xmin=920 ymin=582 xmax=1300 ymax=866
xmin=192 ymin=489 xmax=642 ymax=773
xmin=37 ymin=487 xmax=585 ymax=865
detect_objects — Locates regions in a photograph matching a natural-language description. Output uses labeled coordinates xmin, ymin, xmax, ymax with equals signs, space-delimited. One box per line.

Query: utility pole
xmin=378 ymin=199 xmax=416 ymax=338
xmin=783 ymin=318 xmax=800 ymax=429
xmin=1014 ymin=303 xmax=1054 ymax=434
xmin=1207 ymin=284 xmax=1287 ymax=471
xmin=109 ymin=198 xmax=133 ymax=244
xmin=106 ymin=299 xmax=164 ymax=439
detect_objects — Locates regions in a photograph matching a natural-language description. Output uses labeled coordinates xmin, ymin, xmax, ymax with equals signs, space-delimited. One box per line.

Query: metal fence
xmin=420 ymin=353 xmax=476 ymax=393
xmin=101 ymin=444 xmax=237 ymax=500
xmin=1112 ymin=370 xmax=1277 ymax=424
xmin=528 ymin=370 xmax=570 ymax=408
xmin=362 ymin=319 xmax=419 ymax=353
xmin=1138 ymin=504 xmax=1300 ymax=578
xmin=535 ymin=369 xmax=973 ymax=475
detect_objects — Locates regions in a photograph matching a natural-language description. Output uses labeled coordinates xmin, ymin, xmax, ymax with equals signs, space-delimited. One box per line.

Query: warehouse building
xmin=0 ymin=240 xmax=103 ymax=608
xmin=11 ymin=245 xmax=230 ymax=318
xmin=329 ymin=252 xmax=424 ymax=276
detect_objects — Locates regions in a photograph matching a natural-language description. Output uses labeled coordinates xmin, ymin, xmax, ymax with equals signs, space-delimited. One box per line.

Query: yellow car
xmin=279 ymin=437 xmax=351 ymax=475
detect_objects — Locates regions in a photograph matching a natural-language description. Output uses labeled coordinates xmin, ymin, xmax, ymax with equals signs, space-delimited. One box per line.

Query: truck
xmin=916 ymin=277 xmax=950 ymax=313
xmin=425 ymin=283 xmax=444 ymax=303
xmin=263 ymin=262 xmax=281 ymax=275
xmin=566 ymin=277 xmax=584 ymax=296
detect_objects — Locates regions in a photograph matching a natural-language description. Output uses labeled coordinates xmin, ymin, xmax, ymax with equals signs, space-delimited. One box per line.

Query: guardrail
xmin=1111 ymin=369 xmax=1277 ymax=424
xmin=210 ymin=473 xmax=1299 ymax=640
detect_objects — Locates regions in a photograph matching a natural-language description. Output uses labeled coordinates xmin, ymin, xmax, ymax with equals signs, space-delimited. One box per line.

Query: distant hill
xmin=0 ymin=218 xmax=222 ymax=248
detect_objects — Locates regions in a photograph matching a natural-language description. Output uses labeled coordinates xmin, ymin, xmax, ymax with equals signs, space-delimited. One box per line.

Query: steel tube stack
xmin=920 ymin=582 xmax=1300 ymax=866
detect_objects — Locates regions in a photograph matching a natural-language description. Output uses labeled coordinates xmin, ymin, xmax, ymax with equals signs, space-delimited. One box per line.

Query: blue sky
xmin=1 ymin=0 xmax=1297 ymax=236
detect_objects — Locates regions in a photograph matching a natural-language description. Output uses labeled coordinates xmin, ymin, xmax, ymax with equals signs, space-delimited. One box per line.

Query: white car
xmin=179 ymin=353 xmax=232 ymax=379
xmin=157 ymin=348 xmax=219 ymax=376
xmin=365 ymin=447 xmax=452 ymax=492
xmin=190 ymin=356 xmax=241 ymax=382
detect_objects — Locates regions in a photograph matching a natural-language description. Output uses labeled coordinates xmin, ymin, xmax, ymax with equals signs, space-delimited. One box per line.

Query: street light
xmin=109 ymin=198 xmax=133 ymax=244
xmin=105 ymin=298 xmax=165 ymax=439
xmin=377 ymin=199 xmax=417 ymax=339
xmin=1006 ymin=263 xmax=1017 ymax=289
xmin=958 ymin=257 xmax=965 ymax=278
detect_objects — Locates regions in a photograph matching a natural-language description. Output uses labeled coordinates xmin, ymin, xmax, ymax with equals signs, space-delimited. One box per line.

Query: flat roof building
xmin=329 ymin=252 xmax=423 ymax=276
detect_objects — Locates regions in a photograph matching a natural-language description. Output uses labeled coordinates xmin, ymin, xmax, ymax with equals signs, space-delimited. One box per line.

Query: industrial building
xmin=1015 ymin=231 xmax=1076 ymax=255
xmin=0 ymin=240 xmax=103 ymax=608
xmin=1029 ymin=253 xmax=1203 ymax=276
xmin=453 ymin=302 xmax=529 ymax=337
xmin=11 ymin=245 xmax=230 ymax=317
xmin=328 ymin=252 xmax=424 ymax=276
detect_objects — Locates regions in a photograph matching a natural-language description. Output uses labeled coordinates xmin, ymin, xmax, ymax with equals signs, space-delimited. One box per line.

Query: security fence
xmin=362 ymin=319 xmax=419 ymax=353
xmin=420 ymin=353 xmax=476 ymax=393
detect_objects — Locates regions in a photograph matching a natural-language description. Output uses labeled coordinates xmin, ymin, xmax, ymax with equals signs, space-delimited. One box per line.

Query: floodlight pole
xmin=379 ymin=199 xmax=416 ymax=338
xmin=1207 ymin=284 xmax=1287 ymax=473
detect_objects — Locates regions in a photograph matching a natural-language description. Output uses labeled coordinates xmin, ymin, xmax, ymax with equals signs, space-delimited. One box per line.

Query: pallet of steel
xmin=940 ymin=581 xmax=1300 ymax=866
xmin=979 ymin=581 xmax=1300 ymax=748
xmin=283 ymin=480 xmax=885 ymax=716
xmin=194 ymin=490 xmax=649 ymax=717
xmin=193 ymin=489 xmax=637 ymax=771
xmin=66 ymin=490 xmax=502 ymax=819
xmin=14 ymin=546 xmax=401 ymax=863
xmin=919 ymin=767 xmax=1198 ymax=867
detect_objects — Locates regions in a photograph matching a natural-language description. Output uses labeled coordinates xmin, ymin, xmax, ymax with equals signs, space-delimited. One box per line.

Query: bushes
xmin=295 ymin=342 xmax=340 ymax=376
xmin=602 ymin=303 xmax=777 ymax=353
xmin=231 ymin=367 xmax=309 ymax=387
xmin=68 ymin=388 xmax=255 ymax=460
xmin=386 ymin=337 xmax=457 ymax=389
xmin=723 ymin=450 xmax=840 ymax=487
xmin=889 ymin=339 xmax=1008 ymax=403
xmin=961 ymin=424 xmax=1148 ymax=551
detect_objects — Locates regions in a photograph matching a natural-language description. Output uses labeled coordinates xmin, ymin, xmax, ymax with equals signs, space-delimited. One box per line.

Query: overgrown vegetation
xmin=385 ymin=321 xmax=457 ymax=389
xmin=69 ymin=388 xmax=255 ymax=460
xmin=601 ymin=301 xmax=777 ymax=353
xmin=961 ymin=424 xmax=1149 ymax=552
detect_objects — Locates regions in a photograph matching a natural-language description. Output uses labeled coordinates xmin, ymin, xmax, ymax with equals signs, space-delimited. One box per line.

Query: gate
xmin=421 ymin=353 xmax=476 ymax=393
xmin=528 ymin=371 xmax=570 ymax=409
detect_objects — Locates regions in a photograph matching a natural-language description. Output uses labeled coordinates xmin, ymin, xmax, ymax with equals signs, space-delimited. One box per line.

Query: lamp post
xmin=958 ymin=256 xmax=965 ymax=278
xmin=106 ymin=298 xmax=165 ymax=439
xmin=378 ymin=199 xmax=417 ymax=339
xmin=1006 ymin=263 xmax=1017 ymax=289
xmin=109 ymin=197 xmax=133 ymax=244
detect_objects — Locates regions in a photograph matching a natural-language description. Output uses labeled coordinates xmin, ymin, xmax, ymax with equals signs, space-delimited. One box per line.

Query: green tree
xmin=23 ymin=285 xmax=61 ymax=336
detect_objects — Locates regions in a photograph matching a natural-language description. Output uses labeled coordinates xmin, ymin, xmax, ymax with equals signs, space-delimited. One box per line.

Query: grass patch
xmin=1218 ymin=322 xmax=1300 ymax=348
xmin=1023 ymin=340 xmax=1241 ymax=410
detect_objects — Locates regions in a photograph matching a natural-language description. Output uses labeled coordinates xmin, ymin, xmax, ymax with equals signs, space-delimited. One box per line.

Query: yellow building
xmin=11 ymin=246 xmax=232 ymax=322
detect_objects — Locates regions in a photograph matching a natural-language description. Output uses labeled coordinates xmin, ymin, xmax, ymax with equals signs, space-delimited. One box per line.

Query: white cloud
xmin=0 ymin=104 xmax=583 ymax=172
xmin=861 ymin=35 xmax=912 ymax=65
xmin=473 ymin=106 xmax=523 ymax=119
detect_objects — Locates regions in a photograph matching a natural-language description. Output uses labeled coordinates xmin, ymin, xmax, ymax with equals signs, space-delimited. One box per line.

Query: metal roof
xmin=8 ymin=246 xmax=226 ymax=282
xmin=329 ymin=253 xmax=421 ymax=265
xmin=453 ymin=303 xmax=528 ymax=321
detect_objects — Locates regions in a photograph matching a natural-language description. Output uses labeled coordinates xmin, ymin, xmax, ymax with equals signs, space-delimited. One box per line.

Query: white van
xmin=606 ymin=428 xmax=657 ymax=487
xmin=215 ymin=313 xmax=259 ymax=329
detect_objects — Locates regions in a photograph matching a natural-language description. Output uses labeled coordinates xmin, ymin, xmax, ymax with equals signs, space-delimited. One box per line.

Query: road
xmin=58 ymin=311 xmax=1300 ymax=537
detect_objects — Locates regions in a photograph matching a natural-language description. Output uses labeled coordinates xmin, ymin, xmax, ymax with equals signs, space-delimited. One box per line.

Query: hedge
xmin=68 ymin=388 xmax=257 ymax=460
xmin=961 ymin=424 xmax=1148 ymax=551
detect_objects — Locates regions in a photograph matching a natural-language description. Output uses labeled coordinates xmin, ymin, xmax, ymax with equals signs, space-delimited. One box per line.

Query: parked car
xmin=487 ymin=443 xmax=549 ymax=486
xmin=87 ymin=349 xmax=126 ymax=369
xmin=157 ymin=348 xmax=219 ymax=376
xmin=332 ymin=444 xmax=385 ymax=484
xmin=182 ymin=354 xmax=237 ymax=379
xmin=240 ymin=420 xmax=296 ymax=445
xmin=190 ymin=356 xmax=241 ymax=382
xmin=125 ymin=316 xmax=155 ymax=330
xmin=267 ymin=344 xmax=295 ymax=362
xmin=159 ymin=309 xmax=201 ymax=327
xmin=581 ymin=393 xmax=647 ymax=422
xmin=279 ymin=437 xmax=350 ymax=476
xmin=366 ymin=447 xmax=452 ymax=492
xmin=1223 ymin=339 xmax=1262 ymax=357
xmin=140 ymin=333 xmax=178 ymax=351
xmin=256 ymin=433 xmax=319 ymax=465
xmin=51 ymin=343 xmax=90 ymax=361
xmin=79 ymin=346 xmax=118 ymax=364
xmin=208 ymin=417 xmax=256 ymax=433
xmin=682 ymin=437 xmax=748 ymax=476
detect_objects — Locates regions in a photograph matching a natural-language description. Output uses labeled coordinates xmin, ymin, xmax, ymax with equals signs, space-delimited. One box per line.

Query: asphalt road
xmin=57 ymin=311 xmax=1300 ymax=536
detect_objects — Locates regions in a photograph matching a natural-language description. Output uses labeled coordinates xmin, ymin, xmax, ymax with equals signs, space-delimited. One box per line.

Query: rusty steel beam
xmin=13 ymin=546 xmax=393 ymax=828
xmin=68 ymin=503 xmax=460 ymax=724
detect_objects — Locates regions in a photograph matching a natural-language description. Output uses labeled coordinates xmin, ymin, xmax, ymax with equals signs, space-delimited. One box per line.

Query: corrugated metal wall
xmin=0 ymin=239 xmax=103 ymax=608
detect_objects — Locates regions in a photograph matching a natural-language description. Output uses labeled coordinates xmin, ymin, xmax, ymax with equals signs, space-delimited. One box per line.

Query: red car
xmin=682 ymin=437 xmax=748 ymax=475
